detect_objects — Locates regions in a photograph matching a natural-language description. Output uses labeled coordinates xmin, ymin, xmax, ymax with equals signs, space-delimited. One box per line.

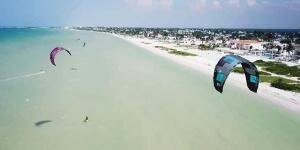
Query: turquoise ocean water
xmin=0 ymin=28 xmax=300 ymax=150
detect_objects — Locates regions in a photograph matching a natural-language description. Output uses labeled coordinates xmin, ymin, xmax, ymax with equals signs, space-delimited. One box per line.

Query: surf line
xmin=0 ymin=71 xmax=46 ymax=82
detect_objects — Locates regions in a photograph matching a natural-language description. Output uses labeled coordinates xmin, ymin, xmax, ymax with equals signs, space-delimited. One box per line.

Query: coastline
xmin=110 ymin=33 xmax=300 ymax=114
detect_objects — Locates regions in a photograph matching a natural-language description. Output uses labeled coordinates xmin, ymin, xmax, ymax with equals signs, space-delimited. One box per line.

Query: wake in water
xmin=0 ymin=71 xmax=46 ymax=82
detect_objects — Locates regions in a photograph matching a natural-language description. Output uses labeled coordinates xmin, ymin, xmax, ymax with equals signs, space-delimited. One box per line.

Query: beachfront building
xmin=212 ymin=39 xmax=223 ymax=47
xmin=166 ymin=36 xmax=177 ymax=43
xmin=236 ymin=40 xmax=263 ymax=50
xmin=223 ymin=39 xmax=239 ymax=49
xmin=194 ymin=39 xmax=205 ymax=45
xmin=293 ymin=44 xmax=300 ymax=62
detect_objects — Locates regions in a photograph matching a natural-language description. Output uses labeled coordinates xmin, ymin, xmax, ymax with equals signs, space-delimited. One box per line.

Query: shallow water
xmin=0 ymin=28 xmax=300 ymax=150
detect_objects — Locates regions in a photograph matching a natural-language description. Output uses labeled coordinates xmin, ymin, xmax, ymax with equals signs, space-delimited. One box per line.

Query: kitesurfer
xmin=84 ymin=116 xmax=88 ymax=122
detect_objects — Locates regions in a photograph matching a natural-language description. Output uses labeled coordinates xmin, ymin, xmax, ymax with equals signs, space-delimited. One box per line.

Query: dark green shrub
xmin=168 ymin=50 xmax=197 ymax=56
xmin=260 ymin=71 xmax=271 ymax=76
xmin=233 ymin=67 xmax=244 ymax=73
xmin=233 ymin=67 xmax=271 ymax=76
xmin=271 ymin=79 xmax=300 ymax=93
xmin=254 ymin=60 xmax=300 ymax=77
xmin=260 ymin=76 xmax=296 ymax=83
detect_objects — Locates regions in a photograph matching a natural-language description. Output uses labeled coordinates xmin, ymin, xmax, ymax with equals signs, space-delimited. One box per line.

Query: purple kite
xmin=50 ymin=47 xmax=72 ymax=66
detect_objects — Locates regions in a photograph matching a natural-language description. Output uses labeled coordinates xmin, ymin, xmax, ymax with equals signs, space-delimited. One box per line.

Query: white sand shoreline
xmin=110 ymin=33 xmax=300 ymax=114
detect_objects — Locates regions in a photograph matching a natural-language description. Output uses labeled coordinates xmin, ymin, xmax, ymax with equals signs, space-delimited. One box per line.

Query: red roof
xmin=238 ymin=40 xmax=259 ymax=45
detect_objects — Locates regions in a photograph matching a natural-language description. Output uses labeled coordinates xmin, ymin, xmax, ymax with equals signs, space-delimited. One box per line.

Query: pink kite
xmin=50 ymin=47 xmax=72 ymax=66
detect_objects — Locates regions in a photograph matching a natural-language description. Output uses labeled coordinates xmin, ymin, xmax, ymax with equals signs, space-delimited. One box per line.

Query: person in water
xmin=84 ymin=116 xmax=88 ymax=122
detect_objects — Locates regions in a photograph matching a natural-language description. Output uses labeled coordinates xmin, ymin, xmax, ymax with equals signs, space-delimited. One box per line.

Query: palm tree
xmin=276 ymin=45 xmax=282 ymax=53
xmin=263 ymin=42 xmax=275 ymax=50
xmin=286 ymin=43 xmax=295 ymax=55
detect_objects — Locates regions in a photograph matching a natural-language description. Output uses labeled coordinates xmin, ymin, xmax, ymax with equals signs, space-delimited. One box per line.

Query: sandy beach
xmin=112 ymin=33 xmax=300 ymax=114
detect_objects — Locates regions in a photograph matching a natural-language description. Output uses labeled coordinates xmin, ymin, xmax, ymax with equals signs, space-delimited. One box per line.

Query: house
xmin=237 ymin=40 xmax=263 ymax=50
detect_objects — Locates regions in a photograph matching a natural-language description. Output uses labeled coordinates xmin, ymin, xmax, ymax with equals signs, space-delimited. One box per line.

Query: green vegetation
xmin=271 ymin=79 xmax=300 ymax=93
xmin=155 ymin=46 xmax=169 ymax=51
xmin=256 ymin=75 xmax=300 ymax=93
xmin=233 ymin=67 xmax=271 ymax=76
xmin=198 ymin=44 xmax=214 ymax=50
xmin=155 ymin=46 xmax=177 ymax=51
xmin=260 ymin=76 xmax=296 ymax=84
xmin=233 ymin=67 xmax=244 ymax=74
xmin=254 ymin=59 xmax=278 ymax=66
xmin=259 ymin=71 xmax=272 ymax=76
xmin=168 ymin=50 xmax=197 ymax=56
xmin=155 ymin=46 xmax=197 ymax=56
xmin=233 ymin=66 xmax=300 ymax=93
xmin=259 ymin=75 xmax=299 ymax=93
xmin=254 ymin=60 xmax=300 ymax=77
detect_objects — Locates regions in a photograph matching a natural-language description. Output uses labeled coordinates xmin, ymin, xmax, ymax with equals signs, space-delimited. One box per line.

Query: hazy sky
xmin=0 ymin=0 xmax=299 ymax=28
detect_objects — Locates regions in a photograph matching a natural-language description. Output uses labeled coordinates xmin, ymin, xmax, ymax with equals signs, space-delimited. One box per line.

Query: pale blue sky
xmin=0 ymin=0 xmax=299 ymax=28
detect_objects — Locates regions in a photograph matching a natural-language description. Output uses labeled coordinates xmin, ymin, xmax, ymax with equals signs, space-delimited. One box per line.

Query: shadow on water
xmin=70 ymin=67 xmax=78 ymax=71
xmin=34 ymin=120 xmax=52 ymax=127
